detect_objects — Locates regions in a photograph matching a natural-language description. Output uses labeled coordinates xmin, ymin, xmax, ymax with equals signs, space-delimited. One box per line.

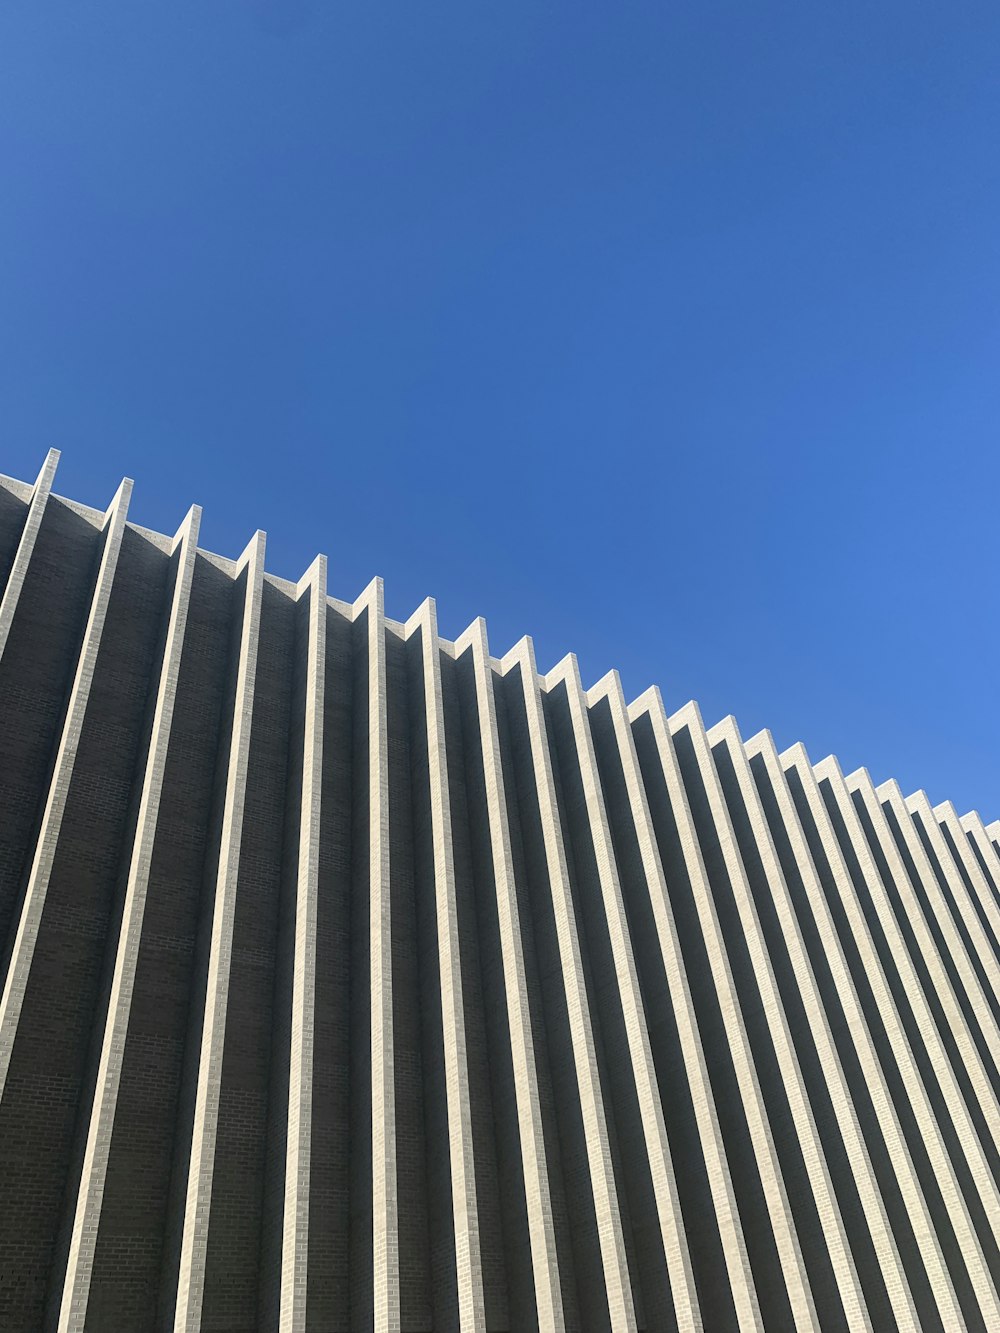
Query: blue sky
xmin=1 ymin=2 xmax=997 ymax=817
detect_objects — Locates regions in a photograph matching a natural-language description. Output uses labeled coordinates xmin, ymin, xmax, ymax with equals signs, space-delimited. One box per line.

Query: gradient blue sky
xmin=1 ymin=2 xmax=997 ymax=817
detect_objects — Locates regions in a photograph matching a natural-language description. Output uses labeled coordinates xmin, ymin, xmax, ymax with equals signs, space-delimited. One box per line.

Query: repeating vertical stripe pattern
xmin=0 ymin=456 xmax=996 ymax=1332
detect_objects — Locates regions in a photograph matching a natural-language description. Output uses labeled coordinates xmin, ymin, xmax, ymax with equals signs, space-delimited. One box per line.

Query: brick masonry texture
xmin=0 ymin=451 xmax=998 ymax=1332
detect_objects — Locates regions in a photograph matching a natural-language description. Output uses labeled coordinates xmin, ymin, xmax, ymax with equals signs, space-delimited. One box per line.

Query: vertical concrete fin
xmin=818 ymin=766 xmax=1000 ymax=1324
xmin=355 ymin=576 xmax=399 ymax=1332
xmin=778 ymin=749 xmax=964 ymax=1330
xmin=0 ymin=475 xmax=133 ymax=1101
xmin=665 ymin=707 xmax=818 ymax=1332
xmin=900 ymin=789 xmax=1000 ymax=1016
xmin=560 ymin=663 xmax=700 ymax=1331
xmin=699 ymin=718 xmax=868 ymax=1331
xmin=406 ymin=598 xmax=487 ymax=1331
xmin=57 ymin=503 xmax=203 ymax=1333
xmin=0 ymin=447 xmax=60 ymax=660
xmin=173 ymin=529 xmax=267 ymax=1333
xmin=454 ymin=618 xmax=565 ymax=1333
xmin=608 ymin=678 xmax=763 ymax=1333
xmin=741 ymin=736 xmax=919 ymax=1331
xmin=627 ymin=698 xmax=810 ymax=1329
xmin=503 ymin=642 xmax=637 ymax=1332
xmin=932 ymin=798 xmax=1000 ymax=974
xmin=847 ymin=773 xmax=1000 ymax=1214
xmin=960 ymin=810 xmax=1000 ymax=900
xmin=889 ymin=791 xmax=1000 ymax=1068
xmin=280 ymin=553 xmax=328 ymax=1333
xmin=628 ymin=688 xmax=778 ymax=1333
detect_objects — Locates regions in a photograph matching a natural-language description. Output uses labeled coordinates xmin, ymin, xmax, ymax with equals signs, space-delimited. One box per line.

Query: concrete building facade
xmin=0 ymin=451 xmax=998 ymax=1331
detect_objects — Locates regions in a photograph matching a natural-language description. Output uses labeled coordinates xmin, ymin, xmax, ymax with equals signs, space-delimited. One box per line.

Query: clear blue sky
xmin=1 ymin=3 xmax=997 ymax=818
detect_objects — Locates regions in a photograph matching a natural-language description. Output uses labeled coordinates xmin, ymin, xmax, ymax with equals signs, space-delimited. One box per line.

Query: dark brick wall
xmin=307 ymin=605 xmax=354 ymax=1330
xmin=348 ymin=602 xmax=374 ymax=1333
xmin=403 ymin=627 xmax=456 ymax=1328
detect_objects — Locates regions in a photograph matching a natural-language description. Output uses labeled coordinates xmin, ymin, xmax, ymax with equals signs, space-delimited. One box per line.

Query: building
xmin=0 ymin=449 xmax=998 ymax=1332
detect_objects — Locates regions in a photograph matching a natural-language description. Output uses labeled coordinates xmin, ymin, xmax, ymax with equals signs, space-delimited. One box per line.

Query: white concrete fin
xmin=704 ymin=721 xmax=871 ymax=1329
xmin=280 ymin=553 xmax=328 ymax=1333
xmin=457 ymin=619 xmax=566 ymax=1332
xmin=561 ymin=657 xmax=701 ymax=1330
xmin=606 ymin=674 xmax=763 ymax=1332
xmin=0 ymin=475 xmax=133 ymax=1101
xmin=0 ymin=447 xmax=61 ymax=663
xmin=672 ymin=711 xmax=818 ymax=1331
xmin=174 ymin=529 xmax=267 ymax=1333
xmin=784 ymin=753 xmax=966 ymax=1329
xmin=58 ymin=503 xmax=203 ymax=1333
xmin=404 ymin=597 xmax=487 ymax=1331
xmin=744 ymin=730 xmax=914 ymax=1329
xmin=503 ymin=636 xmax=638 ymax=1332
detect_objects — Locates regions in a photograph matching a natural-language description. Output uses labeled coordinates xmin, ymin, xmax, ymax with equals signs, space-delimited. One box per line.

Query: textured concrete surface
xmin=0 ymin=452 xmax=998 ymax=1331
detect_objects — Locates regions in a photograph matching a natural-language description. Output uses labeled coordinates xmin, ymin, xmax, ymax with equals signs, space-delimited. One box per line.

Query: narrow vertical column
xmin=816 ymin=759 xmax=1000 ymax=1321
xmin=55 ymin=504 xmax=201 ymax=1332
xmin=555 ymin=656 xmax=700 ymax=1331
xmin=635 ymin=694 xmax=816 ymax=1332
xmin=600 ymin=674 xmax=762 ymax=1332
xmin=961 ymin=810 xmax=1000 ymax=900
xmin=452 ymin=618 xmax=565 ymax=1333
xmin=897 ymin=787 xmax=1000 ymax=1010
xmin=741 ymin=732 xmax=918 ymax=1329
xmin=780 ymin=747 xmax=964 ymax=1329
xmin=932 ymin=804 xmax=1000 ymax=1038
xmin=668 ymin=706 xmax=821 ymax=1331
xmin=502 ymin=640 xmax=637 ymax=1332
xmin=280 ymin=554 xmax=328 ymax=1333
xmin=934 ymin=798 xmax=1000 ymax=968
xmin=173 ymin=530 xmax=266 ymax=1333
xmin=0 ymin=476 xmax=132 ymax=1100
xmin=703 ymin=718 xmax=869 ymax=1329
xmin=846 ymin=772 xmax=1000 ymax=1169
xmin=0 ymin=448 xmax=59 ymax=658
xmin=354 ymin=577 xmax=399 ymax=1333
xmin=405 ymin=598 xmax=486 ymax=1331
